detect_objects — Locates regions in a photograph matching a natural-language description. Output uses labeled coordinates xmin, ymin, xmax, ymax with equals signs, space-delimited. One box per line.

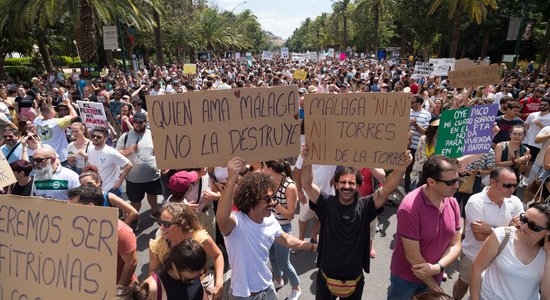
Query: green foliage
xmin=5 ymin=65 xmax=40 ymax=81
xmin=4 ymin=56 xmax=80 ymax=67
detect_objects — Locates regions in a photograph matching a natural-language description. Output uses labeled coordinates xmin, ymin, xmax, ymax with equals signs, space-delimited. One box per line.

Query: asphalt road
xmin=133 ymin=194 xmax=462 ymax=300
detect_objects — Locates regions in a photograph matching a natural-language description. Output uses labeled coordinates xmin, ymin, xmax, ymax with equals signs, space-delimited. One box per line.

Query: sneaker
xmin=273 ymin=278 xmax=284 ymax=290
xmin=150 ymin=210 xmax=161 ymax=220
xmin=131 ymin=219 xmax=140 ymax=233
xmin=288 ymin=289 xmax=301 ymax=300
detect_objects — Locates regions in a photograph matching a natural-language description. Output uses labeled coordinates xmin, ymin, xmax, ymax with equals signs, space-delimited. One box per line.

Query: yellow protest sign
xmin=304 ymin=92 xmax=411 ymax=169
xmin=293 ymin=69 xmax=307 ymax=81
xmin=145 ymin=86 xmax=301 ymax=168
xmin=0 ymin=195 xmax=118 ymax=300
xmin=448 ymin=64 xmax=500 ymax=88
xmin=183 ymin=64 xmax=197 ymax=74
xmin=0 ymin=151 xmax=16 ymax=188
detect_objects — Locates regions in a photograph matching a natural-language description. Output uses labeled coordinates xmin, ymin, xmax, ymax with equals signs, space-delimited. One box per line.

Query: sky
xmin=209 ymin=0 xmax=334 ymax=40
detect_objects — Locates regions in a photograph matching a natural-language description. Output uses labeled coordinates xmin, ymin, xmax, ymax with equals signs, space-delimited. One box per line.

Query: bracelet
xmin=309 ymin=242 xmax=314 ymax=252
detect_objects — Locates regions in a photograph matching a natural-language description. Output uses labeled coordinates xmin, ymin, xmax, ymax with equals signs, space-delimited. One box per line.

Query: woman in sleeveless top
xmin=495 ymin=124 xmax=531 ymax=184
xmin=148 ymin=203 xmax=224 ymax=300
xmin=261 ymin=159 xmax=301 ymax=300
xmin=470 ymin=203 xmax=550 ymax=300
xmin=66 ymin=122 xmax=90 ymax=174
xmin=144 ymin=239 xmax=207 ymax=300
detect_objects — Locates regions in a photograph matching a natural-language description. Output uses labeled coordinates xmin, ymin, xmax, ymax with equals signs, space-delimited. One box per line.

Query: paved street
xmin=133 ymin=197 xmax=461 ymax=299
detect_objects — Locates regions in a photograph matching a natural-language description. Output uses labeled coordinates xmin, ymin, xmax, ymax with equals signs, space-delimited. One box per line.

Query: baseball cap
xmin=169 ymin=171 xmax=199 ymax=193
xmin=133 ymin=112 xmax=147 ymax=122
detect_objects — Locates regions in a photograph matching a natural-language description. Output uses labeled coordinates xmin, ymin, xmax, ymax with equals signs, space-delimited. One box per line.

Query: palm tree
xmin=197 ymin=8 xmax=238 ymax=53
xmin=355 ymin=0 xmax=396 ymax=54
xmin=428 ymin=0 xmax=497 ymax=58
xmin=331 ymin=0 xmax=352 ymax=49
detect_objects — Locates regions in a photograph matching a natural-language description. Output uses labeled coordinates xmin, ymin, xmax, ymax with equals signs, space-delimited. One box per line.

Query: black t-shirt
xmin=11 ymin=178 xmax=34 ymax=196
xmin=15 ymin=92 xmax=36 ymax=109
xmin=158 ymin=271 xmax=203 ymax=300
xmin=310 ymin=193 xmax=382 ymax=279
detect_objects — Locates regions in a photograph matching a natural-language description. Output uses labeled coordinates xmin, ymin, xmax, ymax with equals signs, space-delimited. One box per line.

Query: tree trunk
xmin=75 ymin=0 xmax=97 ymax=63
xmin=105 ymin=50 xmax=114 ymax=67
xmin=342 ymin=16 xmax=347 ymax=49
xmin=539 ymin=21 xmax=550 ymax=73
xmin=437 ymin=36 xmax=446 ymax=57
xmin=36 ymin=34 xmax=54 ymax=72
xmin=153 ymin=9 xmax=163 ymax=65
xmin=480 ymin=28 xmax=492 ymax=58
xmin=0 ymin=56 xmax=7 ymax=80
xmin=372 ymin=3 xmax=380 ymax=55
xmin=448 ymin=10 xmax=462 ymax=58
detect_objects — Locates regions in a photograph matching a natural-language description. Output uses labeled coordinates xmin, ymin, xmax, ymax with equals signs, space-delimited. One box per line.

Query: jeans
xmin=269 ymin=223 xmax=300 ymax=287
xmin=387 ymin=275 xmax=429 ymax=300
xmin=230 ymin=286 xmax=278 ymax=300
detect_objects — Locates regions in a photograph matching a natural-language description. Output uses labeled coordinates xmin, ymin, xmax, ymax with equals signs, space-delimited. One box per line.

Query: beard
xmin=35 ymin=163 xmax=54 ymax=181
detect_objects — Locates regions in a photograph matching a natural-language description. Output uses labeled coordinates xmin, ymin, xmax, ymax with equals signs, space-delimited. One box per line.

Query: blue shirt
xmin=1 ymin=143 xmax=22 ymax=163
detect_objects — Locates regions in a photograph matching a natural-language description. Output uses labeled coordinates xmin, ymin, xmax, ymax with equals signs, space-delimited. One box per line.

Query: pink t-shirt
xmin=390 ymin=185 xmax=460 ymax=284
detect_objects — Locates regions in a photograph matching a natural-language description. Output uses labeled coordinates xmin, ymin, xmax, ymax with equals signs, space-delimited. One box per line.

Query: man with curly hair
xmin=216 ymin=157 xmax=316 ymax=300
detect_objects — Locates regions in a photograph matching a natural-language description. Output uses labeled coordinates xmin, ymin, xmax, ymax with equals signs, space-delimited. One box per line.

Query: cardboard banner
xmin=145 ymin=86 xmax=301 ymax=169
xmin=262 ymin=51 xmax=273 ymax=60
xmin=0 ymin=151 xmax=16 ymax=188
xmin=293 ymin=69 xmax=308 ymax=81
xmin=77 ymin=101 xmax=108 ymax=131
xmin=413 ymin=62 xmax=434 ymax=76
xmin=429 ymin=58 xmax=455 ymax=76
xmin=435 ymin=104 xmax=498 ymax=157
xmin=448 ymin=64 xmax=500 ymax=88
xmin=304 ymin=93 xmax=411 ymax=169
xmin=0 ymin=195 xmax=118 ymax=300
xmin=183 ymin=64 xmax=197 ymax=74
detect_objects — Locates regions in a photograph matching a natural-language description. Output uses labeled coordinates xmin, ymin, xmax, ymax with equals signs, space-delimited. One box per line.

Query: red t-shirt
xmin=116 ymin=220 xmax=137 ymax=284
xmin=410 ymin=83 xmax=419 ymax=95
xmin=519 ymin=96 xmax=540 ymax=120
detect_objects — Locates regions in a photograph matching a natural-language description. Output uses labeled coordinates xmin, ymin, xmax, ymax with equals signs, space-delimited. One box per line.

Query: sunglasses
xmin=28 ymin=134 xmax=38 ymax=140
xmin=157 ymin=219 xmax=177 ymax=228
xmin=519 ymin=213 xmax=549 ymax=232
xmin=133 ymin=121 xmax=145 ymax=125
xmin=433 ymin=177 xmax=463 ymax=186
xmin=502 ymin=183 xmax=518 ymax=189
xmin=261 ymin=194 xmax=277 ymax=203
xmin=33 ymin=157 xmax=52 ymax=164
xmin=92 ymin=135 xmax=104 ymax=140
xmin=3 ymin=135 xmax=14 ymax=139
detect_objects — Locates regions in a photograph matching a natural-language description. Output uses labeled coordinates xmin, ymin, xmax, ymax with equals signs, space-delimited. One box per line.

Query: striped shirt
xmin=272 ymin=176 xmax=295 ymax=225
xmin=410 ymin=109 xmax=432 ymax=150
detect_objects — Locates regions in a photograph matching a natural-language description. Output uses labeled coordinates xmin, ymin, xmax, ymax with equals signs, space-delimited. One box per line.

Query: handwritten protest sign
xmin=281 ymin=47 xmax=289 ymax=60
xmin=145 ymin=86 xmax=301 ymax=169
xmin=339 ymin=52 xmax=346 ymax=61
xmin=435 ymin=104 xmax=498 ymax=157
xmin=429 ymin=58 xmax=455 ymax=76
xmin=304 ymin=93 xmax=411 ymax=169
xmin=413 ymin=62 xmax=434 ymax=76
xmin=448 ymin=64 xmax=500 ymax=88
xmin=327 ymin=48 xmax=335 ymax=57
xmin=262 ymin=51 xmax=273 ymax=60
xmin=319 ymin=51 xmax=326 ymax=60
xmin=77 ymin=101 xmax=108 ymax=131
xmin=0 ymin=195 xmax=118 ymax=300
xmin=183 ymin=64 xmax=197 ymax=74
xmin=293 ymin=69 xmax=308 ymax=80
xmin=309 ymin=52 xmax=318 ymax=62
xmin=0 ymin=151 xmax=16 ymax=188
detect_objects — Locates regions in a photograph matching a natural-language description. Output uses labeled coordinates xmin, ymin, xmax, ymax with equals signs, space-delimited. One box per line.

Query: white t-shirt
xmin=462 ymin=188 xmax=523 ymax=259
xmin=224 ymin=212 xmax=282 ymax=297
xmin=32 ymin=165 xmax=80 ymax=200
xmin=524 ymin=111 xmax=550 ymax=148
xmin=535 ymin=126 xmax=550 ymax=165
xmin=34 ymin=116 xmax=72 ymax=162
xmin=87 ymin=145 xmax=130 ymax=192
xmin=480 ymin=227 xmax=545 ymax=300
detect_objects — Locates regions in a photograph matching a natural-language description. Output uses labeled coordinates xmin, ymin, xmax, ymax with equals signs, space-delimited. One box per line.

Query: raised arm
xmin=373 ymin=151 xmax=412 ymax=209
xmin=216 ymin=157 xmax=245 ymax=236
xmin=299 ymin=145 xmax=321 ymax=204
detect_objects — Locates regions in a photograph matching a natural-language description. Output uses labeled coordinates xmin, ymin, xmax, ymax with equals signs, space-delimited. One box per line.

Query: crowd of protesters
xmin=0 ymin=54 xmax=549 ymax=300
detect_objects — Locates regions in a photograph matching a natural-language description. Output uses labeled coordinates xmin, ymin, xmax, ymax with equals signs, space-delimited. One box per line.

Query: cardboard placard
xmin=183 ymin=64 xmax=197 ymax=74
xmin=448 ymin=64 xmax=500 ymax=88
xmin=413 ymin=62 xmax=434 ymax=76
xmin=435 ymin=104 xmax=498 ymax=157
xmin=428 ymin=58 xmax=455 ymax=76
xmin=293 ymin=69 xmax=308 ymax=81
xmin=77 ymin=101 xmax=108 ymax=131
xmin=0 ymin=151 xmax=16 ymax=188
xmin=0 ymin=195 xmax=118 ymax=300
xmin=304 ymin=93 xmax=411 ymax=169
xmin=145 ymin=86 xmax=301 ymax=169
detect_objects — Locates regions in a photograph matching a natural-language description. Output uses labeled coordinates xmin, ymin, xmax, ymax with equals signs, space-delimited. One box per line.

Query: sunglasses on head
xmin=157 ymin=219 xmax=177 ymax=228
xmin=519 ymin=213 xmax=548 ymax=232
xmin=432 ymin=177 xmax=463 ymax=186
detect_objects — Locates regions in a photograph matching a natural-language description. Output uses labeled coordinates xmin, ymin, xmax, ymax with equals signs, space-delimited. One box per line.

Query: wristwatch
xmin=436 ymin=262 xmax=444 ymax=273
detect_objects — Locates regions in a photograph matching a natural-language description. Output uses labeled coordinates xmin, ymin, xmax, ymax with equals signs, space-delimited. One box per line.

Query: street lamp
xmin=229 ymin=1 xmax=247 ymax=13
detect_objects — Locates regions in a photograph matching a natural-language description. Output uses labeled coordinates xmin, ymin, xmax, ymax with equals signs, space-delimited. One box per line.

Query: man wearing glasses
xmin=117 ymin=112 xmax=162 ymax=219
xmin=31 ymin=146 xmax=79 ymax=200
xmin=388 ymin=155 xmax=462 ymax=299
xmin=1 ymin=127 xmax=25 ymax=163
xmin=452 ymin=167 xmax=523 ymax=299
xmin=87 ymin=126 xmax=132 ymax=197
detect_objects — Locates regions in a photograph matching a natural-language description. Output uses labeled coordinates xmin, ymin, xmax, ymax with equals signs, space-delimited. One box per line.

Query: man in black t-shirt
xmin=301 ymin=145 xmax=412 ymax=299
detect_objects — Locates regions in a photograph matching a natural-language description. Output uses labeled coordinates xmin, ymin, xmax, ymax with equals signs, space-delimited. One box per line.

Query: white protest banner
xmin=0 ymin=151 xmax=16 ymax=188
xmin=429 ymin=58 xmax=455 ymax=76
xmin=281 ymin=47 xmax=289 ymax=60
xmin=327 ymin=48 xmax=335 ymax=57
xmin=145 ymin=86 xmax=301 ymax=169
xmin=413 ymin=62 xmax=434 ymax=76
xmin=304 ymin=93 xmax=411 ymax=169
xmin=309 ymin=52 xmax=318 ymax=62
xmin=77 ymin=101 xmax=108 ymax=131
xmin=319 ymin=51 xmax=326 ymax=60
xmin=292 ymin=53 xmax=304 ymax=62
xmin=102 ymin=26 xmax=118 ymax=50
xmin=245 ymin=52 xmax=252 ymax=59
xmin=235 ymin=52 xmax=241 ymax=60
xmin=262 ymin=51 xmax=273 ymax=60
xmin=0 ymin=195 xmax=118 ymax=300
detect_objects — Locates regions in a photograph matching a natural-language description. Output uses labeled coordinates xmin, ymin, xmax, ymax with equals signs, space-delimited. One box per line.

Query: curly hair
xmin=163 ymin=202 xmax=203 ymax=234
xmin=234 ymin=172 xmax=276 ymax=214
